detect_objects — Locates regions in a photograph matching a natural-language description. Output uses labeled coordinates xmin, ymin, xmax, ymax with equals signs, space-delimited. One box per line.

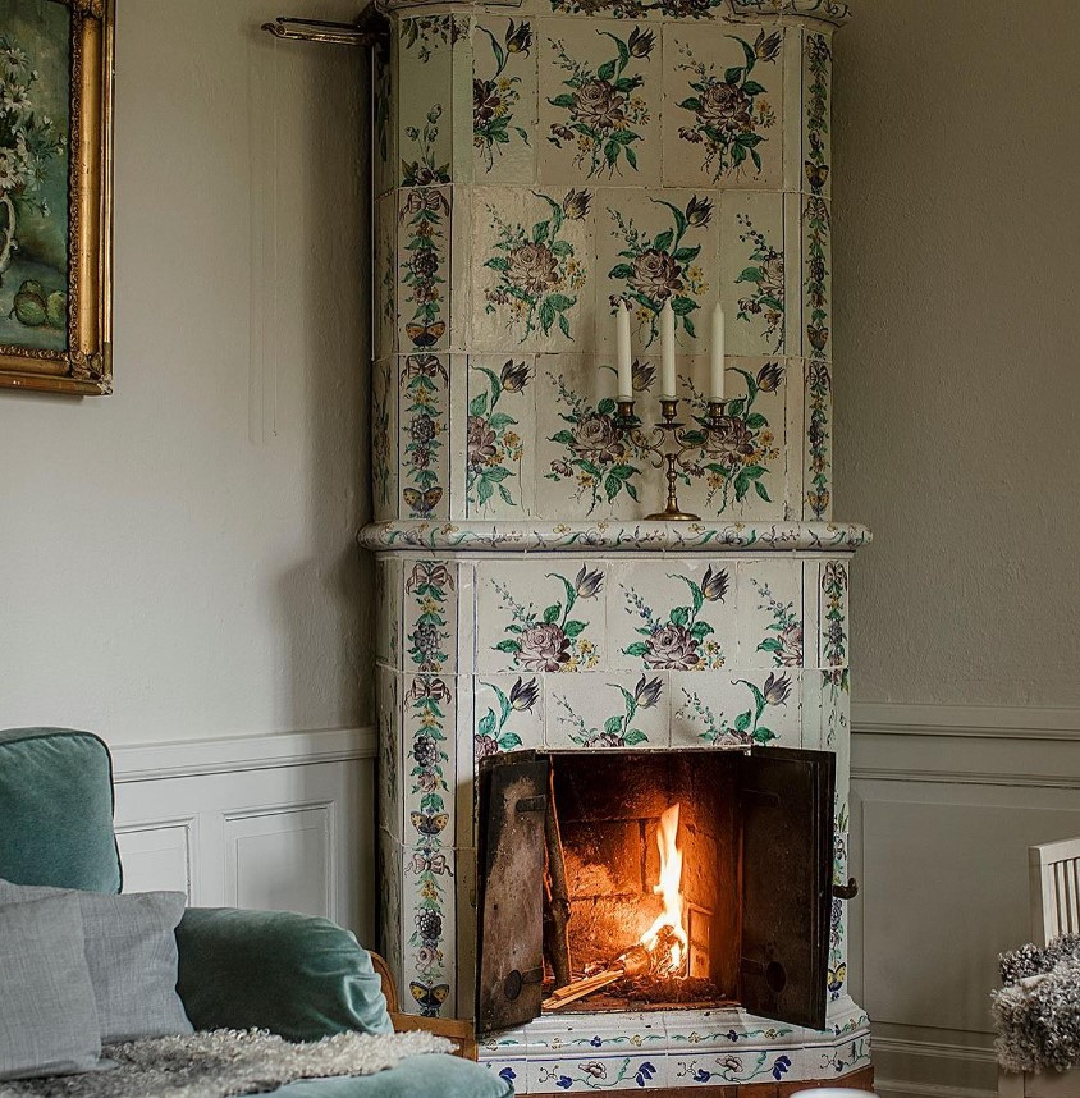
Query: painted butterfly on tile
xmin=409 ymin=981 xmax=449 ymax=1016
xmin=403 ymin=487 xmax=443 ymax=515
xmin=805 ymin=161 xmax=830 ymax=192
xmin=406 ymin=320 xmax=446 ymax=348
xmin=411 ymin=810 xmax=449 ymax=836
xmin=828 ymin=961 xmax=846 ymax=997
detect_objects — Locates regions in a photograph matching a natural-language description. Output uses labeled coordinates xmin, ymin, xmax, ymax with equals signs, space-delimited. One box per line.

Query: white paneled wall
xmin=111 ymin=728 xmax=377 ymax=942
xmin=849 ymin=706 xmax=1080 ymax=1098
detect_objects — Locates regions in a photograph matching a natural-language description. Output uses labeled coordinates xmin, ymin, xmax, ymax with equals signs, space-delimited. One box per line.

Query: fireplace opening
xmin=476 ymin=747 xmax=835 ymax=1035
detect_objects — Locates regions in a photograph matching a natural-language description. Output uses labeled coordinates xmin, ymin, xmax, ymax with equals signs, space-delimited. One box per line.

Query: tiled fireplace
xmin=360 ymin=0 xmax=870 ymax=1090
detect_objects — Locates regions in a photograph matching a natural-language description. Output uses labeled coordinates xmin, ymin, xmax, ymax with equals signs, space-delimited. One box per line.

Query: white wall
xmin=835 ymin=4 xmax=1080 ymax=1094
xmin=0 ymin=0 xmax=372 ymax=745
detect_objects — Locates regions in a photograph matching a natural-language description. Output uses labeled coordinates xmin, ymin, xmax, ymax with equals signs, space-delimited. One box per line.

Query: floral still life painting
xmin=0 ymin=0 xmax=112 ymax=395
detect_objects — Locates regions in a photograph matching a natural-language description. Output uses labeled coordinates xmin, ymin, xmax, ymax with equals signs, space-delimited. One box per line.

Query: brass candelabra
xmin=614 ymin=396 xmax=731 ymax=522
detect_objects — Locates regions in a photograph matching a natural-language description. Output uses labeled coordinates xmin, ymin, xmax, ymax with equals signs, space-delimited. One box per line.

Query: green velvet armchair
xmin=0 ymin=727 xmax=504 ymax=1098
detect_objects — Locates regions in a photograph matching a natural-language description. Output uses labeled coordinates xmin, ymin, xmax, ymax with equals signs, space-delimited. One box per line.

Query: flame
xmin=639 ymin=803 xmax=687 ymax=976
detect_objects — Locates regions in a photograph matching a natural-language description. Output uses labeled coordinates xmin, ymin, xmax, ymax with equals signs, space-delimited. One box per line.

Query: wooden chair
xmin=1031 ymin=838 xmax=1080 ymax=946
xmin=369 ymin=951 xmax=478 ymax=1061
xmin=999 ymin=837 xmax=1080 ymax=1097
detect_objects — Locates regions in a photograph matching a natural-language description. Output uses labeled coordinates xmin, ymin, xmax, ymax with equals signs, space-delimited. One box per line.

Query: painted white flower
xmin=0 ymin=150 xmax=24 ymax=191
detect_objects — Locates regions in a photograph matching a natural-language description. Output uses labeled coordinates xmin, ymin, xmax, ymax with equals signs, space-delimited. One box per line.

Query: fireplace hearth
xmin=477 ymin=748 xmax=835 ymax=1034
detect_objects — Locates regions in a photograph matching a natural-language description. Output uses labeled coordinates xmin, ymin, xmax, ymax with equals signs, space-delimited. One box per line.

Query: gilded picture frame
xmin=0 ymin=0 xmax=113 ymax=396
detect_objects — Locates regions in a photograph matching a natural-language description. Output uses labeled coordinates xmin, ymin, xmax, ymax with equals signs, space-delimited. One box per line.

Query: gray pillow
xmin=0 ymin=881 xmax=193 ymax=1044
xmin=0 ymin=894 xmax=102 ymax=1080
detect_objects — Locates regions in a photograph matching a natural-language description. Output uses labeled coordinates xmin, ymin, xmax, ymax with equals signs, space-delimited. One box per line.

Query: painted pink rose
xmin=643 ymin=623 xmax=699 ymax=669
xmin=572 ymin=80 xmax=625 ymax=130
xmin=698 ymin=82 xmax=752 ymax=131
xmin=629 ymin=249 xmax=683 ymax=303
xmin=570 ymin=412 xmax=623 ymax=464
xmin=507 ymin=242 xmax=559 ymax=296
xmin=519 ymin=622 xmax=570 ymax=671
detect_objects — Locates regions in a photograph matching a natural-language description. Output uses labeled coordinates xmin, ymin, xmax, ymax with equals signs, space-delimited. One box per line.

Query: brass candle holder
xmin=614 ymin=396 xmax=729 ymax=522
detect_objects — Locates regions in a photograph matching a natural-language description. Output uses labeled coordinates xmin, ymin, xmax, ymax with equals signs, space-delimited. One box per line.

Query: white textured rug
xmin=0 ymin=1029 xmax=454 ymax=1098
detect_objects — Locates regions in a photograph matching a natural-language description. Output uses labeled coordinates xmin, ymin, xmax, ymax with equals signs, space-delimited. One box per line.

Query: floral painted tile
xmin=677 ymin=357 xmax=787 ymax=521
xmin=471 ymin=187 xmax=594 ymax=353
xmin=534 ymin=354 xmax=656 ymax=520
xmin=485 ymin=1062 xmax=528 ymax=1095
xmin=398 ymin=353 xmax=450 ymax=521
xmin=377 ymin=667 xmax=402 ymax=841
xmin=477 ymin=559 xmax=607 ymax=674
xmin=374 ymin=194 xmax=397 ymax=360
xmin=608 ymin=561 xmax=735 ymax=672
xmin=668 ymin=1048 xmax=802 ymax=1087
xmin=378 ymin=829 xmax=404 ymax=993
xmin=719 ymin=190 xmax=786 ymax=358
xmin=528 ymin=1055 xmax=666 ymax=1092
xmin=402 ymin=672 xmax=456 ymax=848
xmin=546 ymin=671 xmax=669 ymax=749
xmin=661 ymin=24 xmax=784 ymax=189
xmin=473 ymin=672 xmax=545 ymax=762
xmin=404 ymin=559 xmax=458 ymax=675
xmin=466 ymin=355 xmax=536 ymax=518
xmin=372 ymin=358 xmax=398 ymax=522
xmin=735 ymin=558 xmax=803 ymax=668
xmin=547 ymin=0 xmax=727 ymax=17
xmin=802 ymin=30 xmax=833 ymax=199
xmin=374 ymin=555 xmax=402 ymax=665
xmin=803 ymin=194 xmax=832 ymax=362
xmin=397 ymin=188 xmax=451 ymax=355
xmin=373 ymin=39 xmax=396 ymax=198
xmin=402 ymin=840 xmax=456 ymax=1019
xmin=398 ymin=16 xmax=456 ymax=186
xmin=473 ymin=17 xmax=538 ymax=183
xmin=671 ymin=668 xmax=801 ymax=748
xmin=538 ymin=19 xmax=661 ymax=187
xmin=784 ymin=355 xmax=805 ymax=521
xmin=819 ymin=559 xmax=848 ymax=668
xmin=804 ymin=356 xmax=833 ymax=520
xmin=596 ymin=188 xmax=720 ymax=360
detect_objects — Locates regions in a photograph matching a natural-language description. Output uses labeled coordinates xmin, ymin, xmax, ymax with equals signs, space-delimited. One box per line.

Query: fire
xmin=639 ymin=803 xmax=687 ymax=976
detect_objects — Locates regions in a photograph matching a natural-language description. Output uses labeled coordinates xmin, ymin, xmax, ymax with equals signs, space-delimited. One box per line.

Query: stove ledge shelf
xmin=480 ymin=997 xmax=871 ymax=1093
xmin=358 ymin=521 xmax=872 ymax=556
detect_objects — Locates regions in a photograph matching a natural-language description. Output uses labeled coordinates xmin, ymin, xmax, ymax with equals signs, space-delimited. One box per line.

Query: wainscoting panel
xmin=850 ymin=705 xmax=1080 ymax=1098
xmin=111 ymin=727 xmax=376 ymax=940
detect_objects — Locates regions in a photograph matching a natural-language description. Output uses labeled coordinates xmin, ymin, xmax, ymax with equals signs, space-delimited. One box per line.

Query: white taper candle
xmin=616 ymin=301 xmax=632 ymax=400
xmin=660 ymin=300 xmax=676 ymax=398
xmin=710 ymin=304 xmax=725 ymax=401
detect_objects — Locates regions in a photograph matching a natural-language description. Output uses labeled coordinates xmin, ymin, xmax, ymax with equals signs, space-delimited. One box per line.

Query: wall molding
xmin=853 ymin=702 xmax=1080 ymax=741
xmin=111 ymin=725 xmax=377 ymax=783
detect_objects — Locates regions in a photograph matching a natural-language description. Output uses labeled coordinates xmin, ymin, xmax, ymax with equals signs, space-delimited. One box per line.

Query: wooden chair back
xmin=1030 ymin=837 xmax=1080 ymax=946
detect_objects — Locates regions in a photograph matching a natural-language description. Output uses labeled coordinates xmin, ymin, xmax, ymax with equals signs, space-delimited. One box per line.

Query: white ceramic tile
xmin=545 ymin=669 xmax=669 ymax=749
xmin=735 ymin=558 xmax=803 ymax=668
xmin=402 ymin=842 xmax=457 ymax=1019
xmin=474 ymin=672 xmax=546 ymax=761
xmin=607 ymin=560 xmax=735 ymax=672
xmin=403 ymin=558 xmax=459 ymax=675
xmin=402 ymin=672 xmax=457 ymax=850
xmin=476 ymin=559 xmax=608 ymax=674
xmin=818 ymin=558 xmax=848 ymax=669
xmin=465 ymin=354 xmax=537 ymax=519
xmin=670 ymin=668 xmax=801 ymax=749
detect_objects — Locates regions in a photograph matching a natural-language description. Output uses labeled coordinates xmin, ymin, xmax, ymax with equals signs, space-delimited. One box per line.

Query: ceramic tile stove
xmin=361 ymin=0 xmax=871 ymax=1089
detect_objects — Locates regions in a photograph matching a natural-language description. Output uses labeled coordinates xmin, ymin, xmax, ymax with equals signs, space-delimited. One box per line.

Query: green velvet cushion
xmin=0 ymin=729 xmax=121 ymax=894
xmin=176 ymin=907 xmax=393 ymax=1041
xmin=268 ymin=1054 xmax=513 ymax=1098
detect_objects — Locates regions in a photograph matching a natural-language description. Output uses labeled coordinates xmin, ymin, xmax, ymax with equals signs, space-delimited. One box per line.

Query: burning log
xmin=542 ymin=945 xmax=652 ymax=1011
